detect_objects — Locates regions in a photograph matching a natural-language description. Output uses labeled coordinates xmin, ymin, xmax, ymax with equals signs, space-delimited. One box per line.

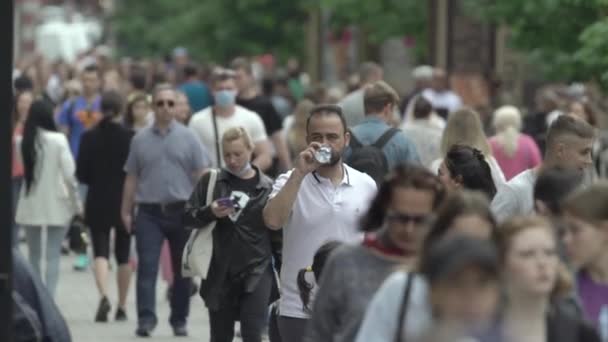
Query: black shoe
xmin=135 ymin=326 xmax=152 ymax=338
xmin=94 ymin=297 xmax=111 ymax=322
xmin=173 ymin=325 xmax=188 ymax=337
xmin=115 ymin=308 xmax=127 ymax=322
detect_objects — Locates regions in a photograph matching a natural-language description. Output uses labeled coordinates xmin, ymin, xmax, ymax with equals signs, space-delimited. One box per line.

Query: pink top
xmin=12 ymin=124 xmax=24 ymax=178
xmin=489 ymin=134 xmax=542 ymax=181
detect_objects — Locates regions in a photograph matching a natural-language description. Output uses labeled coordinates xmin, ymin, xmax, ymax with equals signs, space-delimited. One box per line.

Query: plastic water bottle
xmin=599 ymin=305 xmax=608 ymax=342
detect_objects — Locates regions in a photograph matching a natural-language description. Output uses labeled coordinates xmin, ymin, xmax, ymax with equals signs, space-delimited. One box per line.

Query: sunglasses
xmin=386 ymin=212 xmax=429 ymax=225
xmin=156 ymin=100 xmax=175 ymax=108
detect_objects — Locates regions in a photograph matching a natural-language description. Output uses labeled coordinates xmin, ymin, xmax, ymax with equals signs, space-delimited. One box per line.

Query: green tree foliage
xmin=111 ymin=0 xmax=310 ymax=62
xmin=112 ymin=0 xmax=428 ymax=64
xmin=321 ymin=0 xmax=427 ymax=58
xmin=465 ymin=0 xmax=608 ymax=88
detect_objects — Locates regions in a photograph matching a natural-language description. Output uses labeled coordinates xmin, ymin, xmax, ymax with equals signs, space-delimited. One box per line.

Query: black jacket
xmin=546 ymin=303 xmax=600 ymax=342
xmin=76 ymin=119 xmax=134 ymax=228
xmin=13 ymin=248 xmax=71 ymax=342
xmin=184 ymin=167 xmax=274 ymax=311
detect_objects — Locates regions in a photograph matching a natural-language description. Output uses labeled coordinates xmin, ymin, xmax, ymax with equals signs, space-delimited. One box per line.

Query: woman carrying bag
xmin=184 ymin=127 xmax=274 ymax=342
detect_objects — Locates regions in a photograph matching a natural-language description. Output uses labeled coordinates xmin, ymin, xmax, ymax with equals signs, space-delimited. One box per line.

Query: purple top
xmin=577 ymin=270 xmax=608 ymax=326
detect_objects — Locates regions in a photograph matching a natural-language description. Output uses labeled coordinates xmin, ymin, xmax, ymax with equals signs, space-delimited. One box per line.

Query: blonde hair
xmin=288 ymin=99 xmax=315 ymax=155
xmin=492 ymin=106 xmax=522 ymax=157
xmin=440 ymin=108 xmax=491 ymax=156
xmin=563 ymin=182 xmax=608 ymax=224
xmin=222 ymin=127 xmax=254 ymax=150
xmin=496 ymin=216 xmax=572 ymax=300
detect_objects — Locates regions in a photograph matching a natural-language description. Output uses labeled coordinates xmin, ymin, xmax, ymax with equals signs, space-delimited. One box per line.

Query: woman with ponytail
xmin=438 ymin=144 xmax=497 ymax=200
xmin=489 ymin=106 xmax=542 ymax=181
xmin=296 ymin=241 xmax=342 ymax=313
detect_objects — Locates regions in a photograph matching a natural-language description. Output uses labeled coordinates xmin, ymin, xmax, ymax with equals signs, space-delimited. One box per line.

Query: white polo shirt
xmin=270 ymin=164 xmax=377 ymax=319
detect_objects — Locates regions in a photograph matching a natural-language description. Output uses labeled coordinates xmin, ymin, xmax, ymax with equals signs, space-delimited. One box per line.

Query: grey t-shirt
xmin=491 ymin=168 xmax=537 ymax=223
xmin=124 ymin=120 xmax=210 ymax=203
xmin=305 ymin=244 xmax=403 ymax=342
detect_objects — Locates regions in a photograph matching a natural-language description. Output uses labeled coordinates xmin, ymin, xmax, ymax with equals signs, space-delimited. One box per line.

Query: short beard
xmin=327 ymin=148 xmax=342 ymax=166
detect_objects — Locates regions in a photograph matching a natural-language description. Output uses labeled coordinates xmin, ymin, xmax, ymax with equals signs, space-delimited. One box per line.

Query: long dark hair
xmin=360 ymin=164 xmax=446 ymax=232
xmin=444 ymin=144 xmax=497 ymax=200
xmin=12 ymin=90 xmax=33 ymax=127
xmin=22 ymin=99 xmax=57 ymax=193
xmin=297 ymin=240 xmax=342 ymax=312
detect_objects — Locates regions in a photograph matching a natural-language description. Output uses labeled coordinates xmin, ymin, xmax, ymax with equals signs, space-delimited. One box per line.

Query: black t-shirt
xmin=226 ymin=171 xmax=259 ymax=197
xmin=237 ymin=95 xmax=282 ymax=136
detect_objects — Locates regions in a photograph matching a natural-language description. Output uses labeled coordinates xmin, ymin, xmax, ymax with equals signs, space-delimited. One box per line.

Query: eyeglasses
xmin=156 ymin=100 xmax=175 ymax=108
xmin=386 ymin=212 xmax=429 ymax=225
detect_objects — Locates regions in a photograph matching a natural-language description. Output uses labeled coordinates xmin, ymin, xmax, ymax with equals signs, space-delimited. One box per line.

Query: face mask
xmin=226 ymin=162 xmax=253 ymax=178
xmin=214 ymin=90 xmax=237 ymax=107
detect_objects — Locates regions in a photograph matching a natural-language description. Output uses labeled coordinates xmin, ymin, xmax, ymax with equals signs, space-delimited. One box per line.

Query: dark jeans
xmin=135 ymin=206 xmax=192 ymax=329
xmin=208 ymin=267 xmax=274 ymax=342
xmin=12 ymin=177 xmax=22 ymax=246
xmin=277 ymin=316 xmax=308 ymax=342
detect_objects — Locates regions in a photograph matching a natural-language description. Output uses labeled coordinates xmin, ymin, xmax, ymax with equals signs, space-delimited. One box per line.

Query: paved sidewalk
xmin=53 ymin=253 xmax=211 ymax=341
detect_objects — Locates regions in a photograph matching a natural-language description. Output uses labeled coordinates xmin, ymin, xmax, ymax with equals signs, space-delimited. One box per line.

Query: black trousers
xmin=208 ymin=267 xmax=273 ymax=342
xmin=277 ymin=316 xmax=308 ymax=342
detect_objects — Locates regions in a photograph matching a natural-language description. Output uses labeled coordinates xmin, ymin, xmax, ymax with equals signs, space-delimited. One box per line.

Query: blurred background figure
xmin=401 ymin=95 xmax=444 ymax=169
xmin=563 ymin=183 xmax=608 ymax=332
xmin=422 ymin=68 xmax=463 ymax=120
xmin=432 ymin=108 xmax=506 ymax=189
xmin=175 ymin=90 xmax=192 ymax=125
xmin=339 ymin=62 xmax=384 ymax=127
xmin=490 ymin=106 xmax=542 ymax=181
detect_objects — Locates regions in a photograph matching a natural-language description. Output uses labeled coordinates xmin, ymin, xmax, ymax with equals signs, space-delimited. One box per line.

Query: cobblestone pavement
xmin=51 ymin=252 xmax=211 ymax=342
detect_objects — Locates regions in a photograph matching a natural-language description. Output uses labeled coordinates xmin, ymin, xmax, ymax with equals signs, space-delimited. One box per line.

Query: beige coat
xmin=16 ymin=129 xmax=81 ymax=227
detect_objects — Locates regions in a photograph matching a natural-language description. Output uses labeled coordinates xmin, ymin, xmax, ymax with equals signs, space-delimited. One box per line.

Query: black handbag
xmin=68 ymin=215 xmax=89 ymax=253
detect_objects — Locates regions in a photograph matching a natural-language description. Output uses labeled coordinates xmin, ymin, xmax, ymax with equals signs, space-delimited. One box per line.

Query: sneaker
xmin=73 ymin=254 xmax=89 ymax=272
xmin=115 ymin=308 xmax=127 ymax=322
xmin=94 ymin=297 xmax=111 ymax=322
xmin=172 ymin=325 xmax=188 ymax=337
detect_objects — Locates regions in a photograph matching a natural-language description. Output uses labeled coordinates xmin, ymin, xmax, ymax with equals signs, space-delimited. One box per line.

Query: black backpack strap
xmin=394 ymin=273 xmax=415 ymax=342
xmin=373 ymin=127 xmax=400 ymax=149
xmin=348 ymin=129 xmax=363 ymax=148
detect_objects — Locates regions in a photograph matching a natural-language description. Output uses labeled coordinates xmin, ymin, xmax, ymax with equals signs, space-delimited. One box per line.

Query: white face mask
xmin=226 ymin=162 xmax=252 ymax=178
xmin=214 ymin=90 xmax=237 ymax=107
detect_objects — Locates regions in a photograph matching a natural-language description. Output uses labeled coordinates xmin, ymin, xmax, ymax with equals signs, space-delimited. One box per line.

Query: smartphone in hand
xmin=216 ymin=197 xmax=235 ymax=208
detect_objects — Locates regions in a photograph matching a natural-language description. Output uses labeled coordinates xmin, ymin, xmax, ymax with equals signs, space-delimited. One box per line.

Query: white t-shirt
xmin=422 ymin=88 xmax=463 ymax=114
xmin=270 ymin=165 xmax=377 ymax=319
xmin=189 ymin=105 xmax=268 ymax=167
xmin=491 ymin=168 xmax=538 ymax=223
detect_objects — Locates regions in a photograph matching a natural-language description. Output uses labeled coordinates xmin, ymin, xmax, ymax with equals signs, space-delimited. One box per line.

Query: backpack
xmin=347 ymin=127 xmax=400 ymax=185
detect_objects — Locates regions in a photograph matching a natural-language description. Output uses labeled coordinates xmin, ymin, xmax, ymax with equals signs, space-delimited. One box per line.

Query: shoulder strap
xmin=205 ymin=169 xmax=218 ymax=205
xmin=211 ymin=110 xmax=222 ymax=167
xmin=349 ymin=129 xmax=363 ymax=148
xmin=374 ymin=127 xmax=400 ymax=149
xmin=394 ymin=273 xmax=415 ymax=342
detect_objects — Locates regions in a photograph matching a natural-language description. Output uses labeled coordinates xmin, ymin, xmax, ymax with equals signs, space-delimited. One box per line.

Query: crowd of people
xmin=9 ymin=46 xmax=608 ymax=342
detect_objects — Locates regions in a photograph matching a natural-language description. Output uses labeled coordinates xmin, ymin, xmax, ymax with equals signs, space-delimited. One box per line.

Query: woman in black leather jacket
xmin=184 ymin=127 xmax=274 ymax=342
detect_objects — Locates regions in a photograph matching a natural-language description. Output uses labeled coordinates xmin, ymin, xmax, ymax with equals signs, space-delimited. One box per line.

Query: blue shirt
xmin=124 ymin=120 xmax=211 ymax=203
xmin=348 ymin=116 xmax=421 ymax=169
xmin=57 ymin=96 xmax=102 ymax=157
xmin=179 ymin=80 xmax=212 ymax=112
